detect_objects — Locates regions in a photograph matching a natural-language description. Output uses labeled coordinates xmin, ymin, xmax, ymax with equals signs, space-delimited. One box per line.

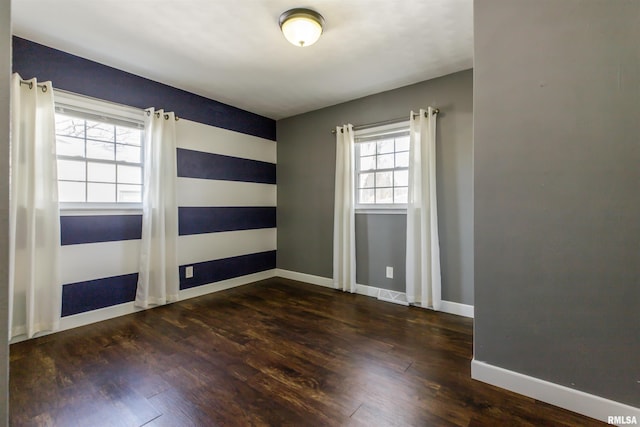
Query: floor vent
xmin=377 ymin=289 xmax=409 ymax=306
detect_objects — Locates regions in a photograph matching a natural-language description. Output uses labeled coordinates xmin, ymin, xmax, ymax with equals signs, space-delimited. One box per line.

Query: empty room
xmin=1 ymin=0 xmax=638 ymax=426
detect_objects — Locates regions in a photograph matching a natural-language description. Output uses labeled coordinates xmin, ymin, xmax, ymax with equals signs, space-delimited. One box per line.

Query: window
xmin=355 ymin=122 xmax=410 ymax=210
xmin=54 ymin=91 xmax=145 ymax=207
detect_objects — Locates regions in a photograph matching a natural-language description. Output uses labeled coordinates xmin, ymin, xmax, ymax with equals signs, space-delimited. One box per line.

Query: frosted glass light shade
xmin=279 ymin=9 xmax=324 ymax=47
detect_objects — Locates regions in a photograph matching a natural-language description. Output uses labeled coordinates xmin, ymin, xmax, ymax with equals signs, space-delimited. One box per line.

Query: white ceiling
xmin=12 ymin=0 xmax=473 ymax=120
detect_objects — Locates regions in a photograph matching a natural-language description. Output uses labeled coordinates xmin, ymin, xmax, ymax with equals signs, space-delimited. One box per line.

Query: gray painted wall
xmin=355 ymin=214 xmax=406 ymax=292
xmin=474 ymin=0 xmax=639 ymax=407
xmin=1 ymin=0 xmax=10 ymax=422
xmin=277 ymin=69 xmax=473 ymax=305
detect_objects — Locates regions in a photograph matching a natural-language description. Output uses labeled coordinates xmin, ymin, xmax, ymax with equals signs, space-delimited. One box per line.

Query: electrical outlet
xmin=386 ymin=266 xmax=394 ymax=279
xmin=185 ymin=266 xmax=194 ymax=278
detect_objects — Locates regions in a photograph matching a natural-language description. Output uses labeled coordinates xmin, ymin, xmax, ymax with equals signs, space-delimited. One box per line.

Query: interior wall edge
xmin=0 ymin=0 xmax=11 ymax=422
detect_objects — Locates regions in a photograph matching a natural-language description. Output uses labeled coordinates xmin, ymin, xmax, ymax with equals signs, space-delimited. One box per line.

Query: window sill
xmin=355 ymin=207 xmax=407 ymax=215
xmin=60 ymin=203 xmax=143 ymax=216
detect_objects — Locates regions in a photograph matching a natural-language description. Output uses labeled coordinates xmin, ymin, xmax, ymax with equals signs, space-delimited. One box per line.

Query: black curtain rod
xmin=331 ymin=108 xmax=439 ymax=134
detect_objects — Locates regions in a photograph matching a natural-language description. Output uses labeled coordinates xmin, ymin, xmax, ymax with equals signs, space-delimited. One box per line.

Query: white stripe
xmin=176 ymin=119 xmax=276 ymax=163
xmin=177 ymin=178 xmax=276 ymax=207
xmin=471 ymin=360 xmax=640 ymax=425
xmin=178 ymin=228 xmax=277 ymax=265
xmin=60 ymin=240 xmax=140 ymax=284
xmin=61 ymin=229 xmax=277 ymax=285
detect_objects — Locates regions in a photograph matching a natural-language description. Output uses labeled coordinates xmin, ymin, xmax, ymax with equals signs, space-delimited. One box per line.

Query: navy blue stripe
xmin=61 ymin=273 xmax=138 ymax=317
xmin=60 ymin=215 xmax=142 ymax=245
xmin=178 ymin=207 xmax=276 ymax=235
xmin=60 ymin=251 xmax=276 ymax=315
xmin=12 ymin=37 xmax=276 ymax=141
xmin=177 ymin=148 xmax=276 ymax=184
xmin=179 ymin=251 xmax=276 ymax=290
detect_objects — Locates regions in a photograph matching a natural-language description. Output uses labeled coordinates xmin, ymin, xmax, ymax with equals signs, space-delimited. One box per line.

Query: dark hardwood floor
xmin=10 ymin=277 xmax=605 ymax=426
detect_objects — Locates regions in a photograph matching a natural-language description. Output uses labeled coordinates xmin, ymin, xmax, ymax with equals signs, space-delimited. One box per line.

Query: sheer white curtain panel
xmin=9 ymin=74 xmax=61 ymax=339
xmin=405 ymin=107 xmax=442 ymax=310
xmin=333 ymin=124 xmax=356 ymax=292
xmin=135 ymin=108 xmax=179 ymax=308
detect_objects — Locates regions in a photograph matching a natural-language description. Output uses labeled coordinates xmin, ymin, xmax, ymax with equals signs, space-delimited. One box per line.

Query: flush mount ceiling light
xmin=279 ymin=8 xmax=324 ymax=47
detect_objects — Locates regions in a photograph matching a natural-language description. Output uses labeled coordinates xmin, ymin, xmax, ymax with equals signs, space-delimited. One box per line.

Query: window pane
xmin=58 ymin=159 xmax=86 ymax=181
xmin=394 ymin=187 xmax=408 ymax=204
xmin=58 ymin=181 xmax=85 ymax=202
xmin=116 ymin=126 xmax=142 ymax=146
xmin=56 ymin=135 xmax=84 ymax=157
xmin=360 ymin=156 xmax=376 ymax=171
xmin=396 ymin=136 xmax=409 ymax=152
xmin=87 ymin=183 xmax=116 ymax=202
xmin=375 ymin=188 xmax=393 ymax=204
xmin=377 ymin=139 xmax=394 ymax=154
xmin=116 ymin=144 xmax=141 ymax=163
xmin=375 ymin=171 xmax=392 ymax=187
xmin=118 ymin=165 xmax=142 ymax=184
xmin=396 ymin=152 xmax=409 ymax=168
xmin=359 ymin=173 xmax=375 ymax=189
xmin=55 ymin=107 xmax=144 ymax=205
xmin=55 ymin=115 xmax=85 ymax=138
xmin=359 ymin=189 xmax=375 ymax=204
xmin=117 ymin=184 xmax=142 ymax=202
xmin=360 ymin=142 xmax=376 ymax=156
xmin=87 ymin=140 xmax=115 ymax=160
xmin=86 ymin=120 xmax=114 ymax=142
xmin=377 ymin=154 xmax=394 ymax=169
xmin=394 ymin=170 xmax=408 ymax=186
xmin=87 ymin=162 xmax=116 ymax=183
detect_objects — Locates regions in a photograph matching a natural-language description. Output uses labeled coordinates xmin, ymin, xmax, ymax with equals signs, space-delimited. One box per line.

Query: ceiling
xmin=12 ymin=0 xmax=473 ymax=120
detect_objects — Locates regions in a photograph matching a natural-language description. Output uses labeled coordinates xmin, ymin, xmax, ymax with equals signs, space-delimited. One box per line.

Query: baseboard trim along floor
xmin=274 ymin=268 xmax=474 ymax=318
xmin=10 ymin=269 xmax=278 ymax=344
xmin=471 ymin=359 xmax=640 ymax=426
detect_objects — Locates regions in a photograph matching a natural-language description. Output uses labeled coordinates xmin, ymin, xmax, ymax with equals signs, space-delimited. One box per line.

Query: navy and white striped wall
xmin=60 ymin=120 xmax=277 ymax=316
xmin=175 ymin=120 xmax=277 ymax=292
xmin=12 ymin=37 xmax=278 ymax=320
xmin=12 ymin=37 xmax=275 ymax=140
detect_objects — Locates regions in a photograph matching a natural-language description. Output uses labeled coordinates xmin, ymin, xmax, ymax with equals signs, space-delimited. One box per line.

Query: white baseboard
xmin=60 ymin=302 xmax=141 ymax=335
xmin=179 ymin=269 xmax=276 ymax=301
xmin=14 ymin=269 xmax=471 ymax=344
xmin=275 ymin=269 xmax=472 ymax=317
xmin=439 ymin=300 xmax=474 ymax=318
xmin=274 ymin=268 xmax=334 ymax=288
xmin=471 ymin=359 xmax=640 ymax=425
xmin=10 ymin=302 xmax=142 ymax=344
xmin=355 ymin=283 xmax=380 ymax=298
xmin=10 ymin=269 xmax=277 ymax=344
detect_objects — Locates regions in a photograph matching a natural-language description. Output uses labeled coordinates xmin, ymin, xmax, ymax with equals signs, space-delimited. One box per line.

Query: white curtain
xmin=406 ymin=107 xmax=442 ymax=310
xmin=333 ymin=124 xmax=356 ymax=292
xmin=9 ymin=74 xmax=61 ymax=339
xmin=135 ymin=109 xmax=179 ymax=308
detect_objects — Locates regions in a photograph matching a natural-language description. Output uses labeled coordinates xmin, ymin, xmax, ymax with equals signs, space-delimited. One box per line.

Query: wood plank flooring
xmin=10 ymin=277 xmax=605 ymax=426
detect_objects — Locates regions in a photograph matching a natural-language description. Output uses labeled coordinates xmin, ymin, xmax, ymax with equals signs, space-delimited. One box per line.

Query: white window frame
xmin=354 ymin=121 xmax=410 ymax=214
xmin=54 ymin=90 xmax=145 ymax=213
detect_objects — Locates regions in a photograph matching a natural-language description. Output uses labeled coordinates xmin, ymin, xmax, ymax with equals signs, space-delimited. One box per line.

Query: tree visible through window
xmin=355 ymin=125 xmax=409 ymax=207
xmin=55 ymin=107 xmax=144 ymax=204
